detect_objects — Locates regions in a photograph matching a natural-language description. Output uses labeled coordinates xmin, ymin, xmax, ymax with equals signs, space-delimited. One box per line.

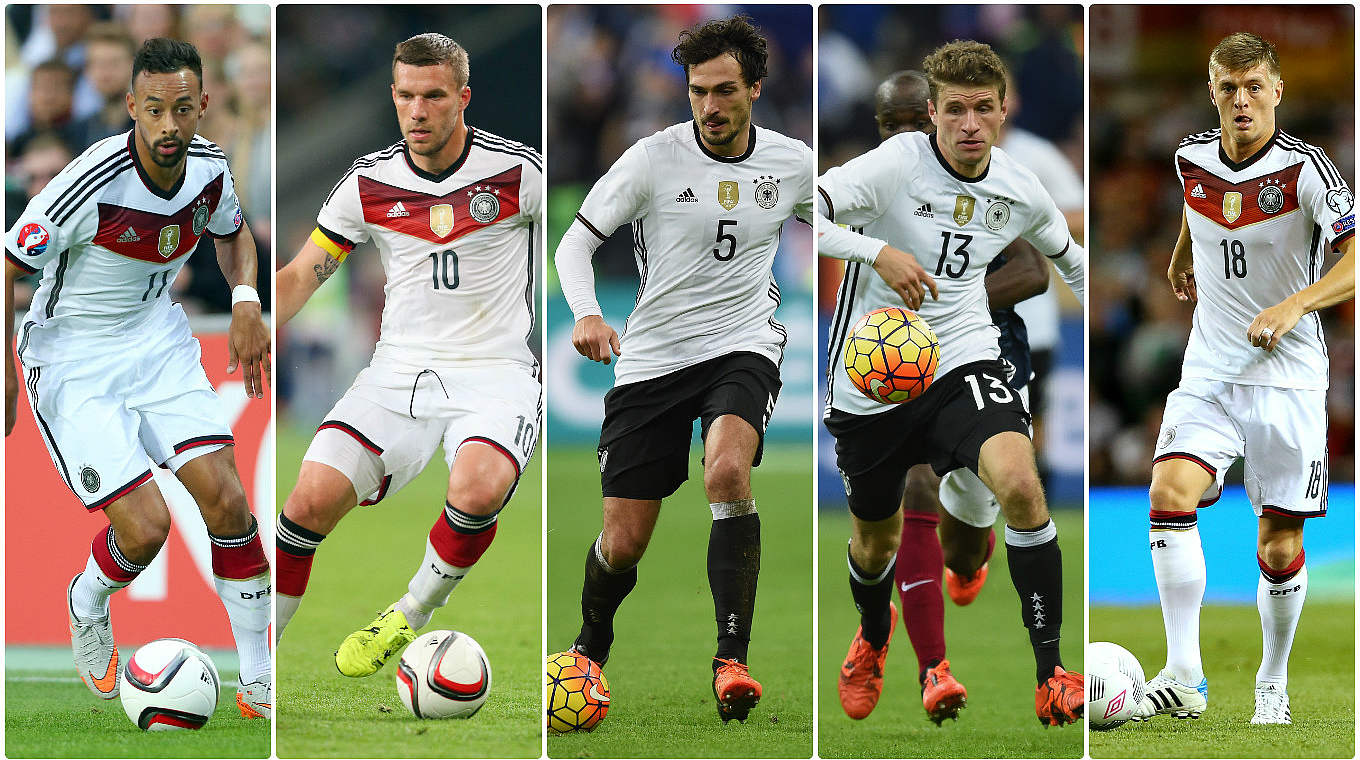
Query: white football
xmin=120 ymin=638 xmax=220 ymax=731
xmin=395 ymin=630 xmax=491 ymax=719
xmin=1086 ymin=641 xmax=1146 ymax=730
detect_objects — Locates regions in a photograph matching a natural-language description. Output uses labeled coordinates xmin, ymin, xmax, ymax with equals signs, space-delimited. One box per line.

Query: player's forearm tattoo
xmin=314 ymin=255 xmax=339 ymax=284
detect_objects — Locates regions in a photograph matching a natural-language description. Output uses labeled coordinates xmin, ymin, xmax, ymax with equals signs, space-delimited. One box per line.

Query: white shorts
xmin=1154 ymin=377 xmax=1328 ymax=518
xmin=938 ymin=385 xmax=1029 ymax=528
xmin=304 ymin=363 xmax=540 ymax=505
xmin=21 ymin=314 xmax=231 ymax=511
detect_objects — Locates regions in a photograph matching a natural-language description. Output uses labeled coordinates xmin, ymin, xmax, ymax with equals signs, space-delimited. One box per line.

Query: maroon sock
xmin=896 ymin=511 xmax=946 ymax=677
xmin=276 ymin=513 xmax=323 ymax=598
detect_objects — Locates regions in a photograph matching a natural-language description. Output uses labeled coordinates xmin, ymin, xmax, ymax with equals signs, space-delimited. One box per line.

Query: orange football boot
xmin=921 ymin=659 xmax=967 ymax=725
xmin=944 ymin=563 xmax=988 ymax=606
xmin=712 ymin=658 xmax=762 ymax=723
xmin=1035 ymin=666 xmax=1084 ymax=726
xmin=838 ymin=602 xmax=897 ymax=720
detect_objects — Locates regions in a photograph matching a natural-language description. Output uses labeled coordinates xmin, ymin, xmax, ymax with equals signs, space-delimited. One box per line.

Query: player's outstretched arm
xmin=275 ymin=237 xmax=340 ymax=328
xmin=5 ymin=261 xmax=19 ymax=436
xmin=215 ymin=220 xmax=270 ymax=399
xmin=1249 ymin=236 xmax=1355 ymax=352
xmin=1167 ymin=207 xmax=1196 ymax=304
xmin=985 ymin=240 xmax=1049 ymax=310
xmin=814 ymin=207 xmax=938 ymax=310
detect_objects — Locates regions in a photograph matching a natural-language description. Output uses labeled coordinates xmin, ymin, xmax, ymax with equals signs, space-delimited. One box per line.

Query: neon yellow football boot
xmin=334 ymin=604 xmax=416 ymax=677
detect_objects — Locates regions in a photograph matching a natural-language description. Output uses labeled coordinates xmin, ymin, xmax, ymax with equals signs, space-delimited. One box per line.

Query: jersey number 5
xmin=713 ymin=220 xmax=738 ymax=261
xmin=428 ymin=249 xmax=460 ymax=290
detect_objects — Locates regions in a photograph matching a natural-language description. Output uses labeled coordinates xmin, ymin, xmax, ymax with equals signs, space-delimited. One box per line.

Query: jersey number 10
xmin=428 ymin=249 xmax=460 ymax=289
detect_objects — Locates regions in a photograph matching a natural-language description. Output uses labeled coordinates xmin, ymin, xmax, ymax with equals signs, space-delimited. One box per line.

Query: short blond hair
xmin=922 ymin=39 xmax=1008 ymax=104
xmin=1209 ymin=32 xmax=1281 ymax=79
xmin=393 ymin=33 xmax=469 ymax=90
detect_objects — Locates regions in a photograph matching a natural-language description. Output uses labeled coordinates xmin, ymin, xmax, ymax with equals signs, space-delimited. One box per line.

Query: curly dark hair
xmin=671 ymin=15 xmax=768 ymax=86
xmin=132 ymin=37 xmax=202 ymax=90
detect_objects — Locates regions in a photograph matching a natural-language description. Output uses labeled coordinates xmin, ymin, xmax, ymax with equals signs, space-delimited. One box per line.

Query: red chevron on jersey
xmin=358 ymin=166 xmax=522 ymax=245
xmin=93 ymin=173 xmax=225 ymax=262
xmin=1179 ymin=158 xmax=1302 ymax=230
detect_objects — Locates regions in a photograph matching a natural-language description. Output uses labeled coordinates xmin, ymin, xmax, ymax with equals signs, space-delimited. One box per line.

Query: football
xmin=1086 ymin=641 xmax=1146 ymax=730
xmin=842 ymin=306 xmax=939 ymax=404
xmin=545 ymin=650 xmax=609 ymax=733
xmin=119 ymin=638 xmax=220 ymax=731
xmin=395 ymin=630 xmax=491 ymax=719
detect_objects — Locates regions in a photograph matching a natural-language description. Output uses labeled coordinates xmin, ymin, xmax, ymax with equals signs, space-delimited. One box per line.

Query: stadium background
xmin=1088 ymin=7 xmax=1353 ymax=757
xmin=816 ymin=6 xmax=1085 ymax=757
xmin=545 ymin=6 xmax=814 ymax=756
xmin=5 ymin=5 xmax=271 ymax=754
xmin=274 ymin=6 xmax=543 ymax=757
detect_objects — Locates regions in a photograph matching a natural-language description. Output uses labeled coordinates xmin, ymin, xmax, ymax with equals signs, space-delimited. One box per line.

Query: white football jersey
xmin=6 ymin=132 xmax=244 ymax=366
xmin=1176 ymin=128 xmax=1353 ymax=390
xmin=818 ymin=131 xmax=1078 ymax=416
xmin=316 ymin=128 xmax=543 ymax=374
xmin=574 ymin=122 xmax=814 ymax=385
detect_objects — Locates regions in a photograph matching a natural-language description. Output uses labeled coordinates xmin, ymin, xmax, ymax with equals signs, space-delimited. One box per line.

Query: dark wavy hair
xmin=671 ymin=15 xmax=768 ymax=86
xmin=131 ymin=37 xmax=203 ymax=90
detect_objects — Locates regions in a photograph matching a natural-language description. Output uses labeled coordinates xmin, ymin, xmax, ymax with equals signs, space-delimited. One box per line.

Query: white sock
xmin=397 ymin=539 xmax=470 ymax=631
xmin=71 ymin=554 xmax=128 ymax=620
xmin=1150 ymin=524 xmax=1206 ymax=684
xmin=214 ymin=574 xmax=272 ymax=684
xmin=1257 ymin=563 xmax=1307 ymax=686
xmin=276 ymin=595 xmax=301 ymax=644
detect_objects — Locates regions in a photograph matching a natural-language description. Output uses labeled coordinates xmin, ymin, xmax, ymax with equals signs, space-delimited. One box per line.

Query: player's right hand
xmin=873 ymin=245 xmax=938 ymax=310
xmin=573 ymin=315 xmax=621 ymax=365
xmin=1168 ymin=260 xmax=1197 ymax=303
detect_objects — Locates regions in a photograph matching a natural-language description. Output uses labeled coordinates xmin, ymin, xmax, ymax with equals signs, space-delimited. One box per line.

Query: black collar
xmin=692 ymin=122 xmax=756 ymax=163
xmin=404 ymin=126 xmax=475 ymax=182
xmin=127 ymin=131 xmax=186 ymax=200
xmin=1218 ymin=127 xmax=1279 ymax=172
xmin=930 ymin=133 xmax=989 ymax=183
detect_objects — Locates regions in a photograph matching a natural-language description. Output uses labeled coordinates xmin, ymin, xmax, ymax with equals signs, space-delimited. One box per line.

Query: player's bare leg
xmin=177 ymin=446 xmax=272 ymax=715
xmin=977 ymin=431 xmax=1080 ymax=726
xmin=574 ymin=497 xmax=662 ymax=665
xmin=1145 ymin=457 xmax=1212 ymax=718
xmin=840 ymin=508 xmax=900 ymax=719
xmin=1253 ymin=514 xmax=1305 ymax=724
xmin=69 ymin=483 xmax=171 ymax=699
xmin=702 ymin=414 xmax=763 ymax=722
xmin=276 ymin=462 xmax=359 ymax=640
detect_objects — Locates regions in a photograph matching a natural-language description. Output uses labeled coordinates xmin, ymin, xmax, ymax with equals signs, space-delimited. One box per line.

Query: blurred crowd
xmin=546 ymin=5 xmax=813 ymax=286
xmin=1089 ymin=5 xmax=1355 ymax=485
xmin=5 ymin=4 xmax=271 ymax=315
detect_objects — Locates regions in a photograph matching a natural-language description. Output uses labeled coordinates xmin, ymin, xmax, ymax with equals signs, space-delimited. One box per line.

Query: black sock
xmin=708 ymin=512 xmax=760 ymax=665
xmin=848 ymin=548 xmax=895 ymax=649
xmin=1005 ymin=523 xmax=1064 ymax=684
xmin=575 ymin=536 xmax=636 ymax=665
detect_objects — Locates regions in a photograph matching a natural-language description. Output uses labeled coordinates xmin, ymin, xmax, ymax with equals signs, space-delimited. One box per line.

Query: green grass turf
xmin=6 ymin=649 xmax=268 ymax=758
xmin=1089 ymin=601 xmax=1355 ymax=758
xmin=546 ymin=443 xmax=813 ymax=758
xmin=817 ymin=507 xmax=1085 ymax=759
xmin=275 ymin=426 xmax=542 ymax=758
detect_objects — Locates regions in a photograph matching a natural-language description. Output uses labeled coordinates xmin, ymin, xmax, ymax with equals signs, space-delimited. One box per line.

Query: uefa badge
xmin=17 ymin=222 xmax=50 ymax=257
xmin=753 ymin=176 xmax=780 ymax=209
xmin=985 ymin=200 xmax=1011 ymax=231
xmin=1257 ymin=181 xmax=1284 ymax=215
xmin=157 ymin=225 xmax=181 ymax=258
xmin=952 ymin=195 xmax=975 ymax=226
xmin=469 ymin=190 xmax=500 ymax=224
xmin=430 ymin=204 xmax=454 ymax=237
xmin=717 ymin=180 xmax=739 ymax=211
xmin=1222 ymin=191 xmax=1243 ymax=224
xmin=191 ymin=203 xmax=210 ymax=236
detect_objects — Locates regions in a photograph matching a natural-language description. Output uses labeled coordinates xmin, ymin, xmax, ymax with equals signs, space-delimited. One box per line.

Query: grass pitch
xmin=5 ymin=647 xmax=268 ymax=758
xmin=817 ymin=506 xmax=1085 ymax=759
xmin=1090 ymin=602 xmax=1354 ymax=758
xmin=546 ymin=443 xmax=813 ymax=758
xmin=275 ymin=426 xmax=541 ymax=758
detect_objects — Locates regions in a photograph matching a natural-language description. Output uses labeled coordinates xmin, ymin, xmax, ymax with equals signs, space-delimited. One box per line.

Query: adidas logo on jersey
xmin=1190 ymin=184 xmax=1206 ymax=199
xmin=386 ymin=202 xmax=410 ymax=218
xmin=675 ymin=188 xmax=699 ymax=203
xmin=117 ymin=227 xmax=140 ymax=242
xmin=914 ymin=203 xmax=934 ymax=218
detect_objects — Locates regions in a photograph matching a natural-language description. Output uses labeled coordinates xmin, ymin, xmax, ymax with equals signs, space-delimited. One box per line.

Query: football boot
xmin=1034 ymin=666 xmax=1084 ymax=726
xmin=68 ymin=574 xmax=120 ymax=700
xmin=334 ymin=603 xmax=416 ymax=677
xmin=838 ymin=602 xmax=897 ymax=720
xmin=921 ymin=659 xmax=968 ymax=725
xmin=712 ymin=658 xmax=762 ymax=723
xmin=237 ymin=678 xmax=273 ymax=719
xmin=1250 ymin=682 xmax=1290 ymax=725
xmin=1143 ymin=668 xmax=1208 ymax=719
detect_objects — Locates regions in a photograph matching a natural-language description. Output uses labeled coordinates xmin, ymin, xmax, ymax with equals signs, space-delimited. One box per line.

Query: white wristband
xmin=231 ymin=285 xmax=260 ymax=306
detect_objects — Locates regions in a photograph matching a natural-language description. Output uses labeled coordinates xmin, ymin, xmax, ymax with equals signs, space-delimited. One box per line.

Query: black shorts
xmin=825 ymin=359 xmax=1030 ymax=521
xmin=598 ymin=352 xmax=782 ymax=500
